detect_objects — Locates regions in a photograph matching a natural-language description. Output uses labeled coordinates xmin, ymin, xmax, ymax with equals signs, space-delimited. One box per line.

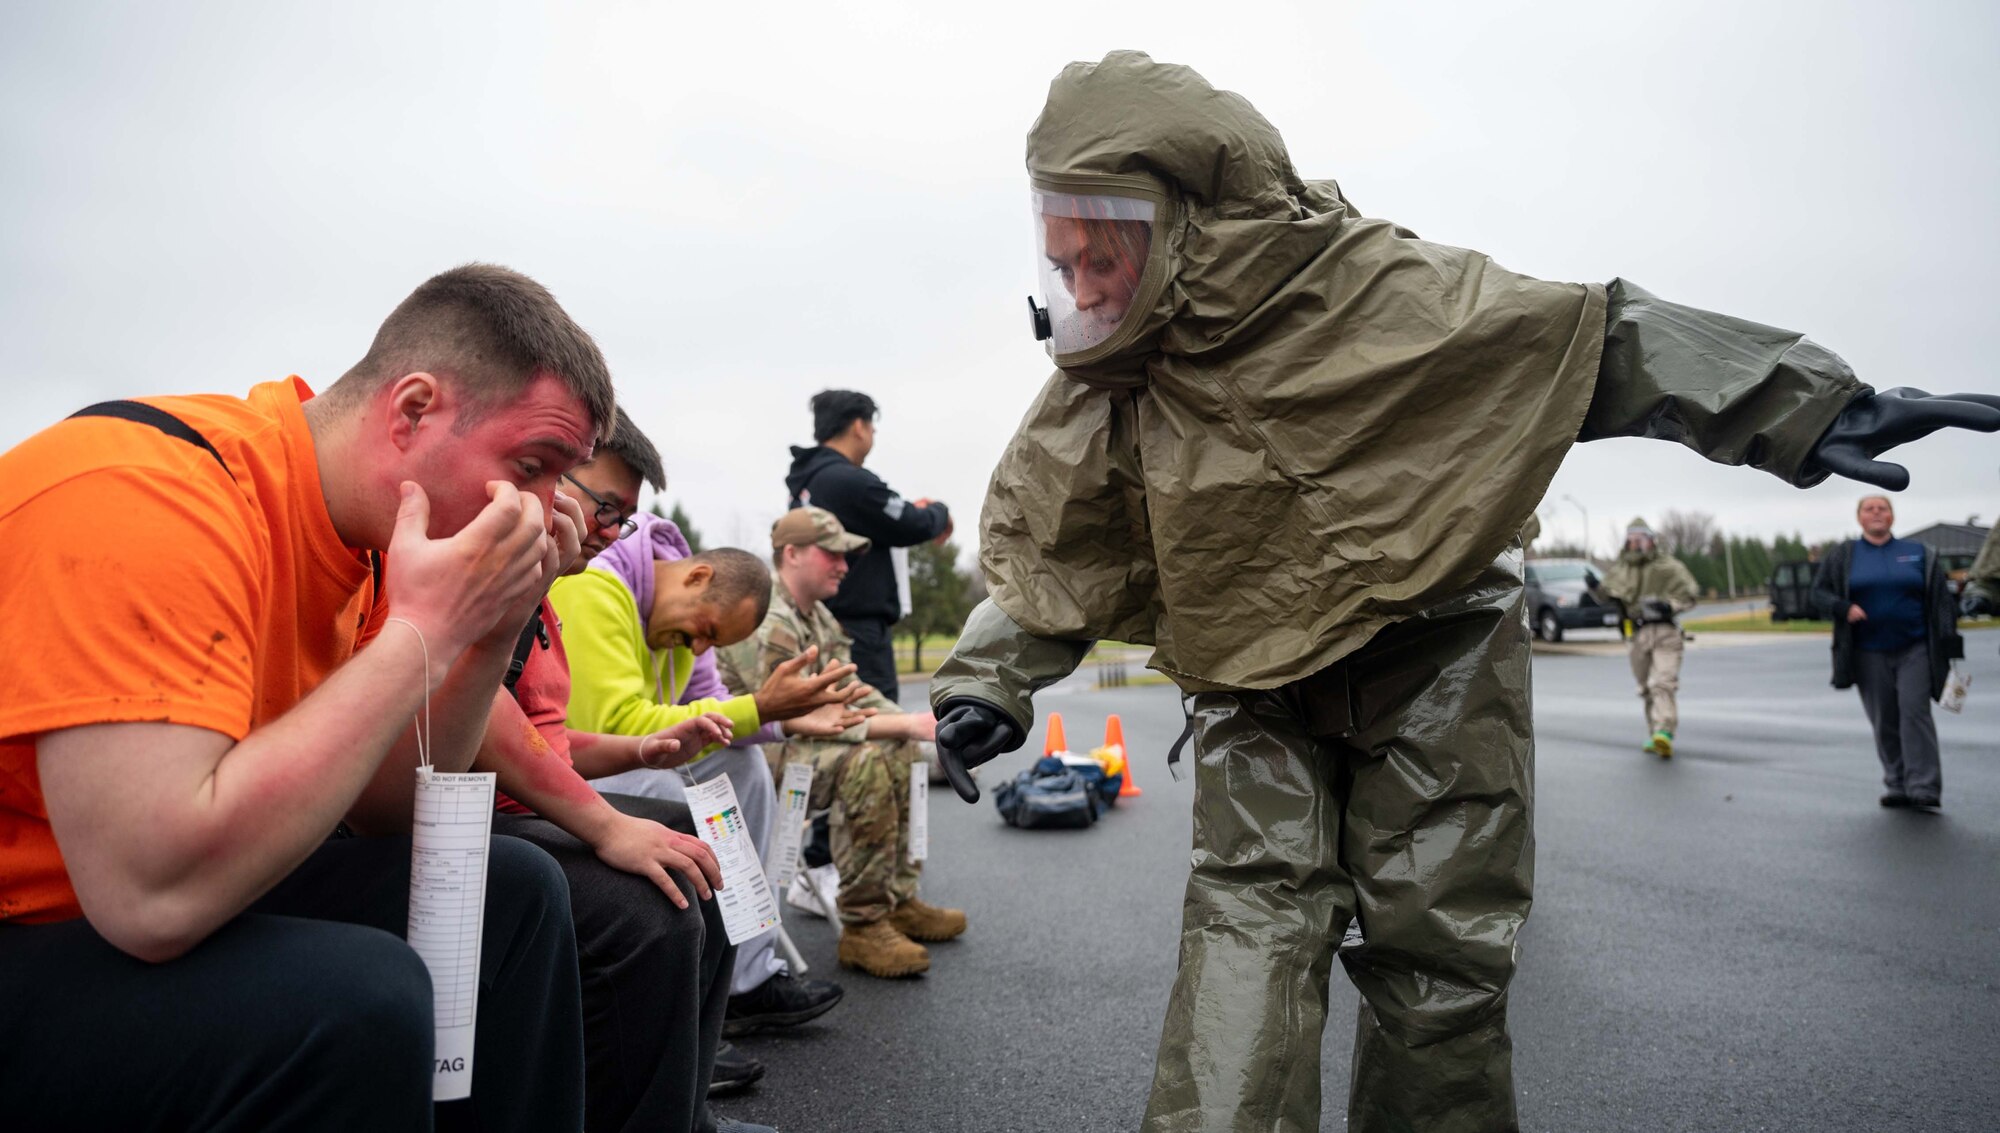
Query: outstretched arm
xmin=1582 ymin=279 xmax=2000 ymax=489
xmin=1804 ymin=388 xmax=2000 ymax=490
xmin=1582 ymin=279 xmax=1864 ymax=484
xmin=929 ymin=599 xmax=1094 ymax=802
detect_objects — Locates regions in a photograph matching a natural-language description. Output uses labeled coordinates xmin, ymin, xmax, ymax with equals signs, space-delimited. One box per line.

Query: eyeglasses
xmin=562 ymin=474 xmax=638 ymax=536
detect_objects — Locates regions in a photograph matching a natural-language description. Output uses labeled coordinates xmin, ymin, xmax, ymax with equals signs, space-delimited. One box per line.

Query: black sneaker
xmin=1909 ymin=795 xmax=1942 ymax=812
xmin=724 ymin=972 xmax=845 ymax=1037
xmin=708 ymin=1042 xmax=765 ymax=1097
xmin=1880 ymin=793 xmax=1911 ymax=808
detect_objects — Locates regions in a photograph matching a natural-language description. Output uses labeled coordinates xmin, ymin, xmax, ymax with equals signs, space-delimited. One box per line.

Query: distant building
xmin=1903 ymin=522 xmax=1991 ymax=577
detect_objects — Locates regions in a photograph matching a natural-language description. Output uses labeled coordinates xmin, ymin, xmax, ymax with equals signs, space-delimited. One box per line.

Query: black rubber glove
xmin=1963 ymin=590 xmax=1996 ymax=618
xmin=1642 ymin=599 xmax=1676 ymax=624
xmin=1807 ymin=388 xmax=2000 ymax=490
xmin=933 ymin=698 xmax=1023 ymax=804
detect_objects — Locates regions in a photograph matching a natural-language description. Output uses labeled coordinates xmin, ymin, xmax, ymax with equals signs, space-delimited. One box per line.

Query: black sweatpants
xmin=0 ymin=833 xmax=583 ymax=1132
xmin=841 ymin=615 xmax=900 ymax=702
xmin=493 ymin=793 xmax=735 ymax=1133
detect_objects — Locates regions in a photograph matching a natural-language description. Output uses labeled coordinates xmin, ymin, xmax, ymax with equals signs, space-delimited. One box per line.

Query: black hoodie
xmin=785 ymin=445 xmax=950 ymax=624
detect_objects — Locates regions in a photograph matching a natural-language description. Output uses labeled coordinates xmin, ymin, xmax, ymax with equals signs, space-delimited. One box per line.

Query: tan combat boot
xmin=837 ymin=920 xmax=930 ymax=978
xmin=888 ymin=897 xmax=967 ymax=942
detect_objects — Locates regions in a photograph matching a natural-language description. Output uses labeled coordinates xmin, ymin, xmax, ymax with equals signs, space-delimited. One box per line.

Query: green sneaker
xmin=1643 ymin=730 xmax=1674 ymax=759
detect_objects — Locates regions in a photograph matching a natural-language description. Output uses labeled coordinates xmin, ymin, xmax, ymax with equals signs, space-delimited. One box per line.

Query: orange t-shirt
xmin=0 ymin=378 xmax=384 ymax=923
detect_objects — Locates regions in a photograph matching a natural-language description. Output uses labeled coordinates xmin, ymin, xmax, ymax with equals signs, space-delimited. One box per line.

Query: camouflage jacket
xmin=717 ymin=580 xmax=903 ymax=745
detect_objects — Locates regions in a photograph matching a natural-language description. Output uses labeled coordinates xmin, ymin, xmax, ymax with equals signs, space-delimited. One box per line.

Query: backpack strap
xmin=72 ymin=401 xmax=393 ymax=628
xmin=503 ymin=606 xmax=552 ymax=695
xmin=68 ymin=400 xmax=232 ymax=479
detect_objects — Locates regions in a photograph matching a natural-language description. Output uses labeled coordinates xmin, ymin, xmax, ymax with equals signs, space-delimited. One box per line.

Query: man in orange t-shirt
xmin=0 ymin=264 xmax=610 ymax=1132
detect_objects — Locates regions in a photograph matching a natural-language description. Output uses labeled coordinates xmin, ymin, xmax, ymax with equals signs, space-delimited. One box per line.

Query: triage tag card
xmin=769 ymin=762 xmax=814 ymax=888
xmin=407 ymin=768 xmax=496 ymax=1101
xmin=908 ymin=760 xmax=929 ymax=863
xmin=685 ymin=773 xmax=783 ymax=944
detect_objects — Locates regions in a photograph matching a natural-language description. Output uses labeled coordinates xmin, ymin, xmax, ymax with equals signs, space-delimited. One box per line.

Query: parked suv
xmin=1525 ymin=558 xmax=1620 ymax=642
xmin=1768 ymin=560 xmax=1816 ymax=622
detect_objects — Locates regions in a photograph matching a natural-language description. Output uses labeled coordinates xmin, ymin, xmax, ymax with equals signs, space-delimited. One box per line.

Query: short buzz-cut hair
xmin=693 ymin=548 xmax=773 ymax=625
xmin=328 ymin=263 xmax=617 ymax=444
xmin=596 ymin=407 xmax=665 ymax=491
xmin=810 ymin=389 xmax=878 ymax=443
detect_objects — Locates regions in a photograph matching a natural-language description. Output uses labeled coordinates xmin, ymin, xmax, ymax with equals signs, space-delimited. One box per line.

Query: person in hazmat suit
xmin=1962 ymin=507 xmax=2000 ymax=621
xmin=1599 ymin=518 xmax=1702 ymax=757
xmin=928 ymin=51 xmax=2000 ymax=1133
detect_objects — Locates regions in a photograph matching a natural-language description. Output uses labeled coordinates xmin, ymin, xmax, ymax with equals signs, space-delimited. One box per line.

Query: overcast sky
xmin=5 ymin=0 xmax=1996 ymax=562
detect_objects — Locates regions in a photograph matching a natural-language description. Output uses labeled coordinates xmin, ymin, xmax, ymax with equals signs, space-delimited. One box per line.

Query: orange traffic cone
xmin=1043 ymin=713 xmax=1068 ymax=756
xmin=1109 ymin=715 xmax=1142 ymax=798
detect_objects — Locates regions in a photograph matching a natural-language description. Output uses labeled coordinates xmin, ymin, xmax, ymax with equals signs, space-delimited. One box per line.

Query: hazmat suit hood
xmin=1620 ymin=516 xmax=1661 ymax=561
xmin=980 ymin=51 xmax=1610 ymax=690
xmin=1023 ymin=50 xmax=1360 ymax=388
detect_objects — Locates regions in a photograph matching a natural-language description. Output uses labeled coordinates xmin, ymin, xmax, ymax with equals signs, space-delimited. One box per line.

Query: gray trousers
xmin=595 ymin=746 xmax=785 ymax=995
xmin=1853 ymin=643 xmax=1941 ymax=801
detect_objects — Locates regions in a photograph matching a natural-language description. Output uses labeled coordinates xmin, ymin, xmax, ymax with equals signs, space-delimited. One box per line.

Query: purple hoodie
xmin=589 ymin=511 xmax=782 ymax=745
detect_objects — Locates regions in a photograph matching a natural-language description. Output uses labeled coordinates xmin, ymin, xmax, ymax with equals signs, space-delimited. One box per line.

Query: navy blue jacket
xmin=1810 ymin=539 xmax=1963 ymax=698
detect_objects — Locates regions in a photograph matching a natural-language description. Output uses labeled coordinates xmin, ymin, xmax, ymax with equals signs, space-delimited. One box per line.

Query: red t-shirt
xmin=0 ymin=379 xmax=385 ymax=923
xmin=495 ymin=598 xmax=573 ymax=816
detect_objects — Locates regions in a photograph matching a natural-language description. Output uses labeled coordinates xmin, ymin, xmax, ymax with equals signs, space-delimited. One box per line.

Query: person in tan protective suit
xmin=930 ymin=52 xmax=2000 ymax=1133
xmin=1962 ymin=507 xmax=2000 ymax=621
xmin=1600 ymin=517 xmax=1701 ymax=757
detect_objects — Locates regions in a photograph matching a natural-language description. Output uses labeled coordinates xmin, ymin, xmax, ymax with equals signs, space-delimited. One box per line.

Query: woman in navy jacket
xmin=1811 ymin=496 xmax=1964 ymax=810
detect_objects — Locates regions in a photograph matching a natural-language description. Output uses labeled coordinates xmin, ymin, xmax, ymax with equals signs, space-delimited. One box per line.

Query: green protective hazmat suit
xmin=932 ymin=51 xmax=1867 ymax=1133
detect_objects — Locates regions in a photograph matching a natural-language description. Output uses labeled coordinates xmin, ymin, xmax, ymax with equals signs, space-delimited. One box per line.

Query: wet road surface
xmin=725 ymin=632 xmax=2000 ymax=1131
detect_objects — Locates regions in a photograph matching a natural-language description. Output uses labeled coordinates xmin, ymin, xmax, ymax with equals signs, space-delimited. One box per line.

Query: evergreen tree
xmin=904 ymin=540 xmax=973 ymax=673
xmin=1734 ymin=536 xmax=1773 ymax=591
xmin=1533 ymin=541 xmax=1592 ymax=561
xmin=667 ymin=501 xmax=704 ymax=553
xmin=1674 ymin=550 xmax=1723 ymax=595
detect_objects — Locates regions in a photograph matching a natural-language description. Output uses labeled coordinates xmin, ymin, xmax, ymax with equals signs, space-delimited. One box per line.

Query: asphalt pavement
xmin=1684 ymin=596 xmax=1778 ymax=621
xmin=723 ymin=633 xmax=2000 ymax=1132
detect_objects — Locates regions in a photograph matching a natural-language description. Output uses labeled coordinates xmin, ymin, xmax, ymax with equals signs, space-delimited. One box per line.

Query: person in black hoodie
xmin=785 ymin=390 xmax=953 ymax=701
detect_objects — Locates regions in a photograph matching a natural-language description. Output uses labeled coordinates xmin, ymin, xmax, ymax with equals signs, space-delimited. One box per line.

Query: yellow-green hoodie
xmin=550 ymin=567 xmax=762 ymax=759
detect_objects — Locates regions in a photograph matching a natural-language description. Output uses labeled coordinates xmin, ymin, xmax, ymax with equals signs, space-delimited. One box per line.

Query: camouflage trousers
xmin=775 ymin=737 xmax=925 ymax=925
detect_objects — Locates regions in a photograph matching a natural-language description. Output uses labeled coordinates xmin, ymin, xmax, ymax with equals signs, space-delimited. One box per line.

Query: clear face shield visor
xmin=1027 ymin=190 xmax=1156 ymax=357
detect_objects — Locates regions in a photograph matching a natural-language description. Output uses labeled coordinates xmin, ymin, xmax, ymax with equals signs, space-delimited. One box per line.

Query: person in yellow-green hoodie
xmin=554 ymin=518 xmax=870 ymax=741
xmin=1599 ymin=518 xmax=1701 ymax=757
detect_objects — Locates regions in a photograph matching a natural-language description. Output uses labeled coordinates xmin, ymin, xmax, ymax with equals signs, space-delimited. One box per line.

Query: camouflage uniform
xmin=718 ymin=581 xmax=923 ymax=926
